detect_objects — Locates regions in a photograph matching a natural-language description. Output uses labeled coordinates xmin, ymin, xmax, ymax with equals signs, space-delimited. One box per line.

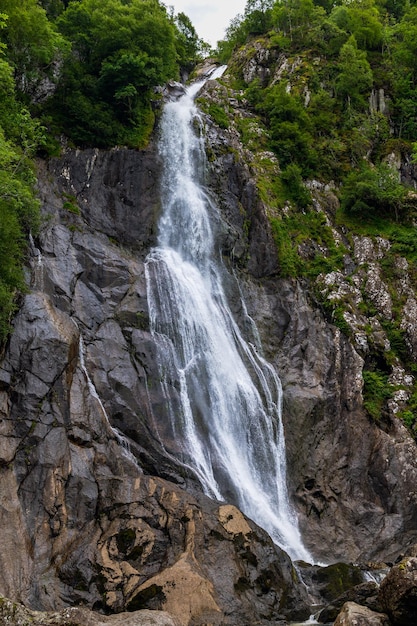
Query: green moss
xmin=270 ymin=207 xmax=346 ymax=280
xmin=315 ymin=563 xmax=364 ymax=602
xmin=270 ymin=217 xmax=299 ymax=278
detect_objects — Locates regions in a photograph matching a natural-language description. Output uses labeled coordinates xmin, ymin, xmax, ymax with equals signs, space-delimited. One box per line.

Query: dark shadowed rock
xmin=318 ymin=581 xmax=382 ymax=623
xmin=164 ymin=81 xmax=186 ymax=100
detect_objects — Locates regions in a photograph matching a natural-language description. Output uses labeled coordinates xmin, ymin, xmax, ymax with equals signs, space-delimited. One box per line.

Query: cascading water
xmin=145 ymin=69 xmax=312 ymax=563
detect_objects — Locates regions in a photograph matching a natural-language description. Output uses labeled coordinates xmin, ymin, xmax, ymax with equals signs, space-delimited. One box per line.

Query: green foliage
xmin=244 ymin=0 xmax=274 ymax=35
xmin=270 ymin=217 xmax=299 ymax=277
xmin=340 ymin=162 xmax=408 ymax=219
xmin=272 ymin=0 xmax=327 ymax=47
xmin=401 ymin=410 xmax=415 ymax=429
xmin=206 ymin=103 xmax=230 ymax=129
xmin=0 ymin=18 xmax=42 ymax=344
xmin=281 ymin=164 xmax=312 ymax=209
xmin=0 ymin=120 xmax=40 ymax=344
xmin=330 ymin=0 xmax=384 ymax=50
xmin=271 ymin=209 xmax=346 ymax=279
xmin=50 ymin=0 xmax=179 ymax=147
xmin=336 ymin=36 xmax=374 ymax=109
xmin=175 ymin=12 xmax=203 ymax=68
xmin=362 ymin=369 xmax=393 ymax=420
xmin=0 ymin=0 xmax=68 ymax=99
xmin=259 ymin=83 xmax=317 ymax=174
xmin=400 ymin=388 xmax=417 ymax=432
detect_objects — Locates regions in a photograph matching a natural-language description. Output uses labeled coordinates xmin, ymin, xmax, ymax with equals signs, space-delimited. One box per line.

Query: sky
xmin=166 ymin=1 xmax=247 ymax=48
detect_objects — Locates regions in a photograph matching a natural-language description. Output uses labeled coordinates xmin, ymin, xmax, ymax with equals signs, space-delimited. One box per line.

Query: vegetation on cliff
xmin=1 ymin=0 xmax=417 ymax=429
xmin=0 ymin=0 xmax=202 ymax=342
xmin=0 ymin=10 xmax=43 ymax=343
xmin=209 ymin=0 xmax=417 ymax=431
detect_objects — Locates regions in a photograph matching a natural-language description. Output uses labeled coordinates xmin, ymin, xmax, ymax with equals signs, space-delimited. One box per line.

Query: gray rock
xmin=0 ymin=595 xmax=180 ymax=625
xmin=378 ymin=557 xmax=417 ymax=625
xmin=334 ymin=602 xmax=390 ymax=626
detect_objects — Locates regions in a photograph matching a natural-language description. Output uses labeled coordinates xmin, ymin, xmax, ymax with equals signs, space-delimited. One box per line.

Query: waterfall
xmin=144 ymin=69 xmax=312 ymax=563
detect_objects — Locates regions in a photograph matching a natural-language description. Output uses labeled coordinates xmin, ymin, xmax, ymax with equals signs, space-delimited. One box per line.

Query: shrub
xmin=340 ymin=162 xmax=408 ymax=221
xmin=362 ymin=369 xmax=393 ymax=420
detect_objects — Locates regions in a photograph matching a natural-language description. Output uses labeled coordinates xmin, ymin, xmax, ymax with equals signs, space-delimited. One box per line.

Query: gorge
xmin=1 ymin=59 xmax=417 ymax=626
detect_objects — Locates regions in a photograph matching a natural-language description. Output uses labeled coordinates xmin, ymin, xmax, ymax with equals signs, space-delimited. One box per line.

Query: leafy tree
xmin=261 ymin=83 xmax=317 ymax=173
xmin=217 ymin=15 xmax=246 ymax=62
xmin=0 ymin=25 xmax=41 ymax=343
xmin=0 ymin=0 xmax=68 ymax=99
xmin=38 ymin=0 xmax=68 ymax=20
xmin=335 ymin=35 xmax=373 ymax=109
xmin=340 ymin=161 xmax=408 ymax=219
xmin=272 ymin=0 xmax=326 ymax=46
xmin=53 ymin=0 xmax=179 ymax=146
xmin=330 ymin=0 xmax=384 ymax=50
xmin=175 ymin=11 xmax=202 ymax=67
xmin=281 ymin=163 xmax=312 ymax=208
xmin=390 ymin=7 xmax=417 ymax=137
xmin=244 ymin=0 xmax=274 ymax=34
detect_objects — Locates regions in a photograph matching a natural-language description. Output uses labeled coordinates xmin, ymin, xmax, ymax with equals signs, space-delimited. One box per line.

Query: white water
xmin=29 ymin=233 xmax=44 ymax=290
xmin=145 ymin=70 xmax=312 ymax=563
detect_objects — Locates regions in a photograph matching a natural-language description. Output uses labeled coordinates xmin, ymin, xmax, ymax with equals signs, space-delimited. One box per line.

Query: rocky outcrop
xmin=378 ymin=557 xmax=417 ymax=625
xmin=0 ymin=596 xmax=179 ymax=626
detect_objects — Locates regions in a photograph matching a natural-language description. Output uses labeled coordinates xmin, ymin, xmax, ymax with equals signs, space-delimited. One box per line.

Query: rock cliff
xmin=1 ymin=68 xmax=417 ymax=625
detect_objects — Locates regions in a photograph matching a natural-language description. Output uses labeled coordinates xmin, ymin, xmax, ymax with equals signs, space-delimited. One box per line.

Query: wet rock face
xmin=39 ymin=147 xmax=162 ymax=253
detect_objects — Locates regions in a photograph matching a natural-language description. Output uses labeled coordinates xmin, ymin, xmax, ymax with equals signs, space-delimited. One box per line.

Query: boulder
xmin=318 ymin=581 xmax=381 ymax=623
xmin=333 ymin=602 xmax=389 ymax=626
xmin=378 ymin=557 xmax=417 ymax=625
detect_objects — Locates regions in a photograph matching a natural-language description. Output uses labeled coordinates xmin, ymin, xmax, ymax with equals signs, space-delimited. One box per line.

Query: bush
xmin=340 ymin=162 xmax=408 ymax=220
xmin=362 ymin=369 xmax=393 ymax=420
xmin=281 ymin=163 xmax=312 ymax=209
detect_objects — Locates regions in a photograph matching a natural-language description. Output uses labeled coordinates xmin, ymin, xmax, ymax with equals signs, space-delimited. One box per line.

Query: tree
xmin=336 ymin=35 xmax=373 ymax=109
xmin=330 ymin=0 xmax=384 ymax=50
xmin=175 ymin=12 xmax=200 ymax=68
xmin=272 ymin=0 xmax=326 ymax=45
xmin=244 ymin=0 xmax=274 ymax=34
xmin=340 ymin=161 xmax=407 ymax=219
xmin=0 ymin=0 xmax=68 ymax=99
xmin=53 ymin=0 xmax=179 ymax=146
xmin=0 ymin=27 xmax=41 ymax=343
xmin=261 ymin=83 xmax=317 ymax=173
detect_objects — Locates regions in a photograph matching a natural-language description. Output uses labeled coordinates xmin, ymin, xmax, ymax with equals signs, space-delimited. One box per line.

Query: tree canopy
xmin=0 ymin=0 xmax=202 ymax=343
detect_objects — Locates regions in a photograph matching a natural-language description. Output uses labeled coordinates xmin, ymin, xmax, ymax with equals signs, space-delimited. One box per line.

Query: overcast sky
xmin=166 ymin=1 xmax=247 ymax=48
